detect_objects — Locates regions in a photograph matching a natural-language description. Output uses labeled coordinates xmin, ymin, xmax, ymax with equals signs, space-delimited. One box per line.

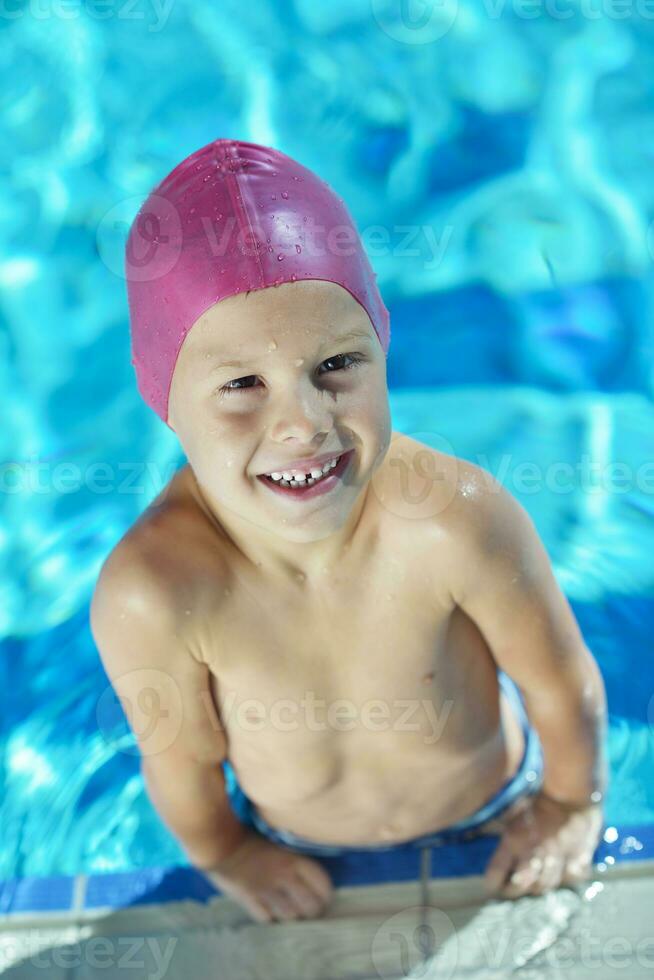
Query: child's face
xmin=168 ymin=280 xmax=391 ymax=541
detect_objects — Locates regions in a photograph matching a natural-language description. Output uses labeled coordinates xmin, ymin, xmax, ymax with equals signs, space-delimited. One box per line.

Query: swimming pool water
xmin=2 ymin=2 xmax=654 ymax=880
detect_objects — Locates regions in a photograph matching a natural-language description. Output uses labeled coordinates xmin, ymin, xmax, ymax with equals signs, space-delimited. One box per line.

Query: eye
xmin=219 ymin=374 xmax=259 ymax=395
xmin=217 ymin=352 xmax=365 ymax=397
xmin=320 ymin=353 xmax=364 ymax=374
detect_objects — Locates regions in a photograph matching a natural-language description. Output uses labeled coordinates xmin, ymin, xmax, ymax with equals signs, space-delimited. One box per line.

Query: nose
xmin=267 ymin=378 xmax=335 ymax=445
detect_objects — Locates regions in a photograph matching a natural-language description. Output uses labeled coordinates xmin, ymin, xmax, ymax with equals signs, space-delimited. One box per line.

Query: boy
xmin=90 ymin=138 xmax=608 ymax=924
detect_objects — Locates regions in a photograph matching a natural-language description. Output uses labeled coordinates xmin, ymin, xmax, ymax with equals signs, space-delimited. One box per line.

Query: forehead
xmin=185 ymin=280 xmax=375 ymax=357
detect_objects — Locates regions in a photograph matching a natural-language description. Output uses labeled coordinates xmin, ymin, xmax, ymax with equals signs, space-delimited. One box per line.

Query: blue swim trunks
xmin=221 ymin=670 xmax=544 ymax=858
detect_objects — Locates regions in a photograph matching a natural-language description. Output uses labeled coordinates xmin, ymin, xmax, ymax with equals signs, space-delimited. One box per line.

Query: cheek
xmin=180 ymin=417 xmax=247 ymax=476
xmin=344 ymin=378 xmax=386 ymax=416
xmin=350 ymin=384 xmax=390 ymax=433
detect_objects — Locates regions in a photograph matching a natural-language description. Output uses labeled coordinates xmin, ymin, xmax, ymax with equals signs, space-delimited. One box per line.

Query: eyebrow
xmin=207 ymin=329 xmax=374 ymax=374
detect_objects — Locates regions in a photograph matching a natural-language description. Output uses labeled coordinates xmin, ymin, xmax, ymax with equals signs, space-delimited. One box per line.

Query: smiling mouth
xmin=260 ymin=453 xmax=344 ymax=488
xmin=256 ymin=449 xmax=354 ymax=497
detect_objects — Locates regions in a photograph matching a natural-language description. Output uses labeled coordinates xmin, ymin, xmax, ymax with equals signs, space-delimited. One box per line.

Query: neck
xmin=188 ymin=469 xmax=373 ymax=587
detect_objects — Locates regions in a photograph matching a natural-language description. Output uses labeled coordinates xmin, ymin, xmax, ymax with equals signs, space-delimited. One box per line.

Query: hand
xmin=483 ymin=791 xmax=604 ymax=898
xmin=202 ymin=830 xmax=334 ymax=923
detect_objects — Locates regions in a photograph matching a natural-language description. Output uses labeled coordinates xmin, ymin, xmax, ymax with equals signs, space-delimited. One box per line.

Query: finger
xmin=529 ymin=853 xmax=565 ymax=895
xmin=561 ymin=856 xmax=593 ymax=886
xmin=500 ymin=854 xmax=544 ymax=898
xmin=484 ymin=840 xmax=517 ymax=894
xmin=262 ymin=888 xmax=301 ymax=921
xmin=241 ymin=895 xmax=274 ymax=924
xmin=220 ymin=882 xmax=274 ymax=924
xmin=278 ymin=876 xmax=327 ymax=918
xmin=295 ymin=858 xmax=334 ymax=904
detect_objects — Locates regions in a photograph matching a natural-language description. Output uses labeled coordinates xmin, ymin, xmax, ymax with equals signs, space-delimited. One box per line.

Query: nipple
xmin=245 ymin=706 xmax=263 ymax=727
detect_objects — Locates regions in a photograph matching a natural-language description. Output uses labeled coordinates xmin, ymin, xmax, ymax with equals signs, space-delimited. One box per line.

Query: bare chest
xmin=204 ymin=549 xmax=500 ymax=806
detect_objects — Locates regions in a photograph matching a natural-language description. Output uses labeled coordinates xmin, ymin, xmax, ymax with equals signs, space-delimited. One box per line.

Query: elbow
xmin=580 ymin=646 xmax=608 ymax=706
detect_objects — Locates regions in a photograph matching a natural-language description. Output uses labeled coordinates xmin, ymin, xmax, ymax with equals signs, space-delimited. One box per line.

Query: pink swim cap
xmin=124 ymin=138 xmax=391 ymax=425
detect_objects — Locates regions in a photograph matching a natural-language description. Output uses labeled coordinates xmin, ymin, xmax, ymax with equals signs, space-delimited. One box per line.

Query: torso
xmin=134 ymin=433 xmax=526 ymax=846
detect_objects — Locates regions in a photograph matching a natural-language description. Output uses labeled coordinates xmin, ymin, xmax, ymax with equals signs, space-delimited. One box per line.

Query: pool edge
xmin=1 ymin=821 xmax=652 ymax=918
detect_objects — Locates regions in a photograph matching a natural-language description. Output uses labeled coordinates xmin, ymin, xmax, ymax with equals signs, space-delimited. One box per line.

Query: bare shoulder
xmin=89 ymin=464 xmax=231 ymax=767
xmin=411 ymin=440 xmax=546 ymax=608
xmin=90 ymin=463 xmax=229 ymax=647
xmin=384 ymin=430 xmax=517 ymax=536
xmin=383 ymin=432 xmax=533 ymax=584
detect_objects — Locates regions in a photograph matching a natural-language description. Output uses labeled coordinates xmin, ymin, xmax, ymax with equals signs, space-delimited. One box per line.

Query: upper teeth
xmin=266 ymin=455 xmax=341 ymax=483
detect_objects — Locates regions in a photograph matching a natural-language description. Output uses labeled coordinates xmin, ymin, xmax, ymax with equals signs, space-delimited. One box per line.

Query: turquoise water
xmin=2 ymin=2 xmax=654 ymax=879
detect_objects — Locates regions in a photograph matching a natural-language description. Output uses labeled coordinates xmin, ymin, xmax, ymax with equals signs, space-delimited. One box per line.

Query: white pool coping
xmin=2 ymin=859 xmax=654 ymax=979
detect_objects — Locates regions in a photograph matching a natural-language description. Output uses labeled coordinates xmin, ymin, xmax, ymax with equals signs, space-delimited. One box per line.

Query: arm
xmin=90 ymin=548 xmax=256 ymax=870
xmin=449 ymin=469 xmax=609 ymax=808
